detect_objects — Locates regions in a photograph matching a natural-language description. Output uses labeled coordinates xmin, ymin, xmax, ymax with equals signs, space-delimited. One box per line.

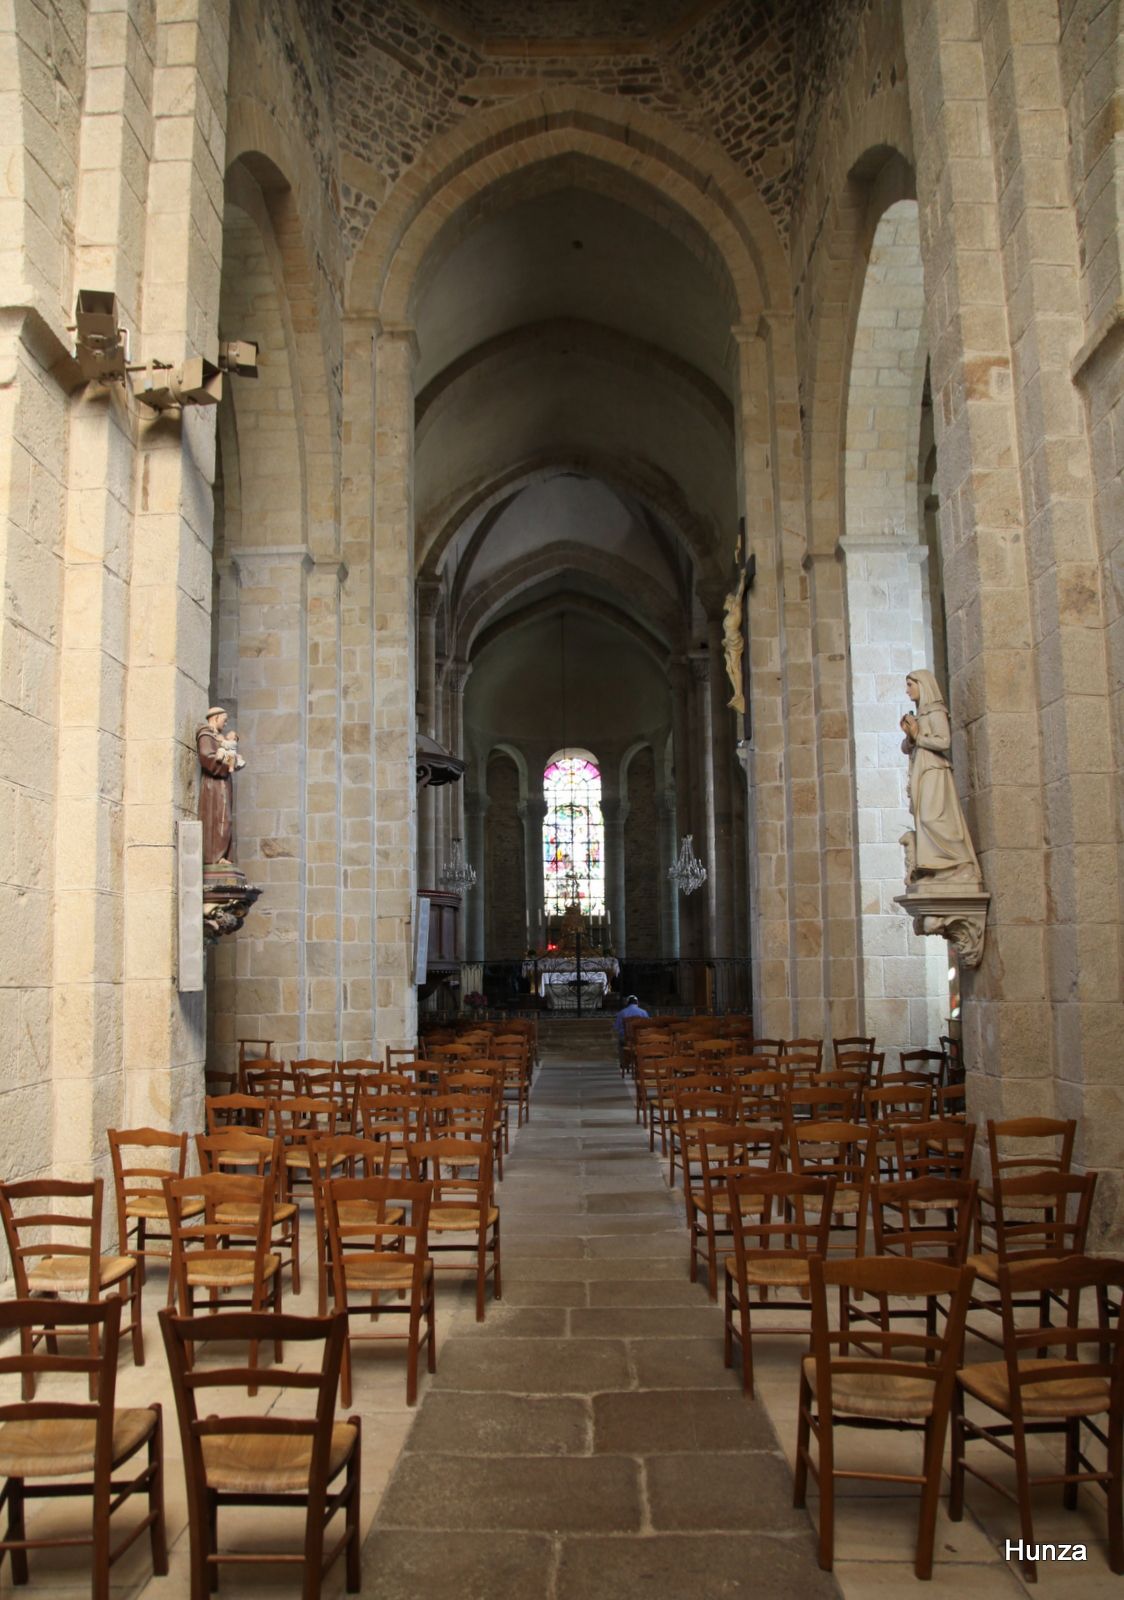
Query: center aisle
xmin=363 ymin=1052 xmax=841 ymax=1599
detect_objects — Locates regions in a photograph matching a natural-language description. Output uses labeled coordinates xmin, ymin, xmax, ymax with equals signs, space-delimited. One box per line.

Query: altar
xmin=522 ymin=953 xmax=620 ymax=1009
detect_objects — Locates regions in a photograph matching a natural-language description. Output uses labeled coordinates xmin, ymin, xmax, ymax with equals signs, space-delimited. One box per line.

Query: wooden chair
xmin=967 ymin=1171 xmax=1098 ymax=1347
xmin=0 ymin=1298 xmax=166 ymax=1598
xmin=409 ymin=1134 xmax=501 ymax=1321
xmin=864 ymin=1177 xmax=978 ymax=1339
xmin=439 ymin=1068 xmax=508 ymax=1176
xmin=774 ymin=1049 xmax=822 ymax=1086
xmin=160 ymin=1306 xmax=360 ymax=1600
xmin=724 ymin=1171 xmax=835 ymax=1397
xmin=0 ymin=1178 xmax=142 ymax=1399
xmin=784 ymin=1083 xmax=861 ymax=1126
xmin=684 ymin=1124 xmax=781 ymax=1299
xmin=784 ymin=1037 xmax=825 ymax=1068
xmin=195 ymin=1129 xmax=302 ymax=1294
xmin=985 ymin=1115 xmax=1077 ymax=1190
xmin=271 ymin=1095 xmax=340 ymax=1206
xmin=205 ymin=1092 xmax=269 ymax=1131
xmin=357 ymin=1090 xmax=428 ymax=1168
xmin=241 ymin=1062 xmax=299 ymax=1100
xmin=747 ymin=1037 xmax=783 ymax=1058
xmin=108 ymin=1127 xmax=198 ymax=1297
xmin=937 ymin=1081 xmax=966 ymax=1119
xmin=954 ymin=1255 xmax=1124 ymax=1581
xmin=164 ymin=1173 xmax=283 ymax=1390
xmin=669 ymin=1083 xmax=739 ymax=1185
xmin=893 ymin=1118 xmax=976 ymax=1182
xmin=795 ymin=1254 xmax=976 ymax=1578
xmin=899 ymin=1048 xmax=946 ymax=1088
xmin=832 ymin=1034 xmax=875 ymax=1065
xmin=787 ymin=1121 xmax=873 ymax=1248
xmin=324 ymin=1175 xmax=435 ymax=1405
xmin=308 ymin=1135 xmax=395 ymax=1314
xmin=737 ymin=1069 xmax=787 ymax=1125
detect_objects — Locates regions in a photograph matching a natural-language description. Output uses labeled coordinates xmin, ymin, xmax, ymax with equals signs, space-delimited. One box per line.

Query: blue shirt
xmin=613 ymin=1002 xmax=649 ymax=1041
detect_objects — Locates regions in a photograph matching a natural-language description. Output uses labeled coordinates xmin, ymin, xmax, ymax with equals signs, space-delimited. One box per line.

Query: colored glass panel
xmin=542 ymin=754 xmax=605 ymax=916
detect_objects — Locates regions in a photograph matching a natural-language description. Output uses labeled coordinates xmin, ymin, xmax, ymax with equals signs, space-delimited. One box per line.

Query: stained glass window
xmin=543 ymin=753 xmax=605 ymax=916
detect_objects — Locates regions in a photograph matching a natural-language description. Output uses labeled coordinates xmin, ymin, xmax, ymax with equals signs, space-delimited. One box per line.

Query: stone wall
xmin=623 ymin=744 xmax=661 ymax=957
xmin=484 ymin=751 xmax=525 ymax=956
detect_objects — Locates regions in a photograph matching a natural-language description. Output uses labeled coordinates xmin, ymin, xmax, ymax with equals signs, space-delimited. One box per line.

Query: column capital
xmin=417 ymin=578 xmax=442 ymax=617
xmin=689 ymin=652 xmax=710 ymax=687
xmin=518 ymin=797 xmax=548 ymax=823
xmin=601 ymin=798 xmax=630 ymax=826
xmin=376 ymin=319 xmax=420 ymax=365
xmin=462 ymin=791 xmax=490 ymax=820
xmin=446 ymin=658 xmax=472 ymax=695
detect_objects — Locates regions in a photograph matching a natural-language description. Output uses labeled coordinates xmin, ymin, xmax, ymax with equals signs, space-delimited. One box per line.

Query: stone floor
xmin=2 ymin=1052 xmax=1120 ymax=1597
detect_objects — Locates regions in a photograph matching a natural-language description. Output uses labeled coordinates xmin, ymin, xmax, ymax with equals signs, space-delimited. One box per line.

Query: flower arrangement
xmin=464 ymin=991 xmax=486 ymax=1011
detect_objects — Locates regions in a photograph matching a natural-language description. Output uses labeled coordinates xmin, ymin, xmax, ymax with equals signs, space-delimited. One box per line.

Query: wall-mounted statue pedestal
xmin=895 ymin=880 xmax=990 ymax=968
xmin=203 ymin=865 xmax=262 ymax=943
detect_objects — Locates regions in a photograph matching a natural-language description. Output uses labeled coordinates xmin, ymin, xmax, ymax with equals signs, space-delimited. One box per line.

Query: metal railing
xmin=458 ymin=953 xmax=753 ymax=1018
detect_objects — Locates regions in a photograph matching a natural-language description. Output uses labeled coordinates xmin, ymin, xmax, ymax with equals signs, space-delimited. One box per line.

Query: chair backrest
xmin=936 ymin=1082 xmax=967 ymax=1119
xmin=737 ymin=1070 xmax=788 ymax=1121
xmin=205 ymin=1092 xmax=269 ymax=1131
xmin=0 ymin=1178 xmax=103 ymax=1298
xmin=834 ymin=1049 xmax=884 ymax=1084
xmin=994 ymin=1255 xmax=1124 ymax=1420
xmin=784 ymin=1083 xmax=861 ymax=1125
xmin=833 ymin=1035 xmax=876 ymax=1063
xmin=726 ymin=1171 xmax=836 ymax=1265
xmin=899 ymin=1048 xmax=946 ymax=1086
xmin=869 ymin=1176 xmax=978 ymax=1263
xmin=356 ymin=1091 xmax=428 ymax=1144
xmin=241 ymin=1063 xmax=299 ymax=1099
xmin=159 ymin=1306 xmax=350 ymax=1526
xmin=270 ymin=1096 xmax=338 ymax=1141
xmin=747 ymin=1038 xmax=782 ymax=1057
xmin=195 ymin=1128 xmax=282 ymax=1182
xmin=238 ymin=1038 xmax=275 ymax=1066
xmin=164 ymin=1173 xmax=274 ymax=1303
xmin=788 ymin=1120 xmax=872 ymax=1188
xmin=775 ymin=1049 xmax=822 ymax=1082
xmin=108 ymin=1127 xmax=190 ymax=1220
xmin=423 ymin=1092 xmax=496 ymax=1141
xmin=337 ymin=1058 xmax=380 ymax=1074
xmin=863 ymin=1082 xmax=933 ymax=1127
xmin=991 ymin=1171 xmax=1098 ymax=1263
xmin=986 ymin=1116 xmax=1077 ymax=1185
xmin=408 ymin=1135 xmax=494 ymax=1202
xmin=892 ymin=1118 xmax=976 ymax=1182
xmin=324 ymin=1176 xmax=431 ymax=1289
xmin=809 ymin=1254 xmax=975 ymax=1406
xmin=0 ymin=1297 xmax=123 ymax=1437
xmin=784 ymin=1037 xmax=825 ymax=1067
xmin=691 ymin=1125 xmax=782 ymax=1203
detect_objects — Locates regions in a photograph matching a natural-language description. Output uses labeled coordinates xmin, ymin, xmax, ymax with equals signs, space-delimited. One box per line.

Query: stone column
xmin=443 ymin=660 xmax=471 ymax=870
xmin=601 ymin=798 xmax=629 ymax=956
xmin=370 ymin=323 xmax=419 ymax=1051
xmin=669 ymin=657 xmax=701 ymax=957
xmin=306 ymin=556 xmax=348 ymax=1057
xmin=416 ymin=580 xmax=441 ymax=891
xmin=463 ymin=791 xmax=489 ymax=962
xmin=519 ymin=795 xmax=547 ymax=951
xmin=704 ymin=606 xmax=738 ymax=957
xmin=690 ymin=652 xmax=718 ymax=954
xmin=659 ymin=790 xmax=680 ymax=958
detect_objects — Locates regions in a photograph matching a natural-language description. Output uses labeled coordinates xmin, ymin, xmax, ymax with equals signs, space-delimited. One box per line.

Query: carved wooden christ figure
xmin=196 ymin=706 xmax=239 ymax=866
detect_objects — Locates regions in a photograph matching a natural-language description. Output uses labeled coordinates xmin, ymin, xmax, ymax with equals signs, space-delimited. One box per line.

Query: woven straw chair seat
xmin=725 ymin=1254 xmax=811 ymax=1288
xmin=803 ymin=1187 xmax=862 ymax=1216
xmin=202 ymin=1422 xmax=357 ymax=1493
xmin=185 ymin=1252 xmax=280 ymax=1288
xmin=691 ymin=1191 xmax=764 ymax=1215
xmin=965 ymin=1251 xmax=1054 ymax=1286
xmin=0 ymin=1408 xmax=157 ymax=1478
xmin=430 ymin=1205 xmax=498 ymax=1230
xmin=959 ymin=1359 xmax=1110 ymax=1419
xmin=335 ymin=1200 xmax=405 ymax=1225
xmin=802 ymin=1357 xmax=936 ymax=1420
xmin=343 ymin=1257 xmax=432 ymax=1290
xmin=26 ymin=1254 xmax=135 ymax=1292
xmin=215 ymin=1201 xmax=297 ymax=1224
xmin=126 ymin=1193 xmax=205 ymax=1221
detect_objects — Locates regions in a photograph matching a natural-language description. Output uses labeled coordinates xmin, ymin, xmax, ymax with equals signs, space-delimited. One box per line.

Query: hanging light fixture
xmin=669 ymin=833 xmax=707 ymax=896
xmin=440 ymin=836 xmax=477 ymax=894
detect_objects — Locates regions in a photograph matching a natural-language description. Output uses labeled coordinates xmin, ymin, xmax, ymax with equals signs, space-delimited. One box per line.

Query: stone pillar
xmin=704 ymin=608 xmax=738 ymax=957
xmin=519 ymin=795 xmax=547 ymax=951
xmin=659 ymin=790 xmax=680 ymax=958
xmin=371 ymin=323 xmax=419 ymax=1051
xmin=121 ymin=0 xmax=230 ymax=1129
xmin=690 ymin=652 xmax=718 ymax=954
xmin=416 ymin=579 xmax=441 ymax=891
xmin=463 ymin=791 xmax=489 ymax=962
xmin=669 ymin=657 xmax=701 ymax=958
xmin=443 ymin=660 xmax=471 ymax=874
xmin=306 ymin=557 xmax=348 ymax=1056
xmin=601 ymin=798 xmax=629 ymax=956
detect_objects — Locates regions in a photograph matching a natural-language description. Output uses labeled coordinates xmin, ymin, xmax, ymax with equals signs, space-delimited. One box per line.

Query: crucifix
xmin=721 ymin=516 xmax=756 ymax=738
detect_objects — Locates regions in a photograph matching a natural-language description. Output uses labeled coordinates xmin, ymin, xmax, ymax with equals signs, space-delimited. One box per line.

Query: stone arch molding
xmin=346 ymin=89 xmax=790 ymax=324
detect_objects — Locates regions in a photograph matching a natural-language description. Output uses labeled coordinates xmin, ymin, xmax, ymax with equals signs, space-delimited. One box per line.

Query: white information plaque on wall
xmin=413 ymin=894 xmax=431 ymax=987
xmin=177 ymin=820 xmax=204 ymax=992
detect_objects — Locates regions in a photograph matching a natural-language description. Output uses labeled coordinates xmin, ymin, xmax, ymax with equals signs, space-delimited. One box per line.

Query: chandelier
xmin=440 ymin=836 xmax=477 ymax=894
xmin=668 ymin=833 xmax=707 ymax=896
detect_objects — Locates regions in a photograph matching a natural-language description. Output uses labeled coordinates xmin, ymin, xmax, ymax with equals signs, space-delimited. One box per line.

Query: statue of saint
xmin=196 ymin=706 xmax=238 ymax=866
xmin=899 ymin=670 xmax=981 ymax=884
xmin=722 ymin=564 xmax=747 ymax=714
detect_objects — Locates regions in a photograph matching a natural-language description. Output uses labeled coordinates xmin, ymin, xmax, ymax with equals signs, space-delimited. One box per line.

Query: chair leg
xmin=406 ymin=1306 xmax=420 ymax=1406
xmin=794 ymin=1371 xmax=812 ymax=1508
xmin=1107 ymin=1413 xmax=1124 ymax=1575
xmin=1010 ymin=1415 xmax=1038 ymax=1583
xmin=340 ymin=1325 xmax=353 ymax=1409
xmin=723 ymin=1271 xmax=734 ymax=1369
xmin=92 ymin=1480 xmax=111 ymax=1600
xmin=915 ymin=1414 xmax=946 ymax=1580
xmin=949 ymin=1386 xmax=966 ymax=1521
xmin=129 ymin=1273 xmax=145 ymax=1367
xmin=492 ymin=1219 xmax=502 ymax=1301
xmin=1063 ymin=1417 xmax=1080 ymax=1510
xmin=290 ymin=1205 xmax=302 ymax=1295
xmin=475 ymin=1235 xmax=486 ymax=1322
xmin=6 ymin=1477 xmax=29 ymax=1585
xmin=273 ymin=1271 xmax=284 ymax=1363
xmin=149 ymin=1411 xmax=169 ymax=1575
xmin=426 ymin=1284 xmax=437 ymax=1373
xmin=207 ymin=1492 xmax=220 ymax=1594
xmin=817 ymin=1412 xmax=835 ymax=1573
xmin=345 ymin=1434 xmax=362 ymax=1593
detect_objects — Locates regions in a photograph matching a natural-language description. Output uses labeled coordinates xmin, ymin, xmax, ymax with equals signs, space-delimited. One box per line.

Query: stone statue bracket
xmin=203 ymin=864 xmax=262 ymax=945
xmin=894 ymin=858 xmax=990 ymax=968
